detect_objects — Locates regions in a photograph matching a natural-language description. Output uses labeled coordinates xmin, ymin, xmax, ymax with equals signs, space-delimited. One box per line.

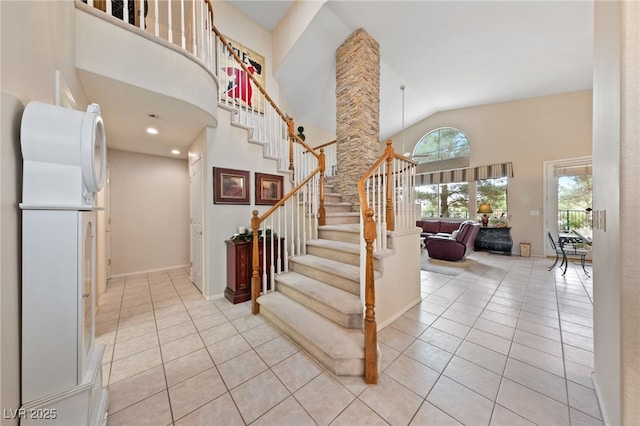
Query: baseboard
xmin=377 ymin=296 xmax=423 ymax=331
xmin=592 ymin=372 xmax=611 ymax=426
xmin=206 ymin=292 xmax=225 ymax=301
xmin=109 ymin=264 xmax=190 ymax=279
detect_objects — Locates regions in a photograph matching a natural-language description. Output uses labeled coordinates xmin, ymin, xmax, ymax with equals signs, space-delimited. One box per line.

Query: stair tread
xmin=325 ymin=212 xmax=360 ymax=217
xmin=290 ymin=254 xmax=360 ymax=282
xmin=306 ymin=239 xmax=360 ymax=254
xmin=324 ymin=201 xmax=353 ymax=206
xmin=319 ymin=224 xmax=360 ymax=232
xmin=258 ymin=292 xmax=364 ymax=359
xmin=275 ymin=271 xmax=362 ymax=313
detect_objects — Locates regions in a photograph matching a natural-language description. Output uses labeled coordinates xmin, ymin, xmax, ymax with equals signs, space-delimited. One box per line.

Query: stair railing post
xmin=384 ymin=140 xmax=395 ymax=232
xmin=287 ymin=117 xmax=295 ymax=172
xmin=363 ymin=207 xmax=378 ymax=384
xmin=251 ymin=210 xmax=261 ymax=314
xmin=318 ymin=149 xmax=326 ymax=226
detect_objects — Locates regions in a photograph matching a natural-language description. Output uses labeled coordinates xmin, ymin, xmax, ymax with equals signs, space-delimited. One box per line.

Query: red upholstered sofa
xmin=425 ymin=220 xmax=481 ymax=261
xmin=416 ymin=220 xmax=466 ymax=239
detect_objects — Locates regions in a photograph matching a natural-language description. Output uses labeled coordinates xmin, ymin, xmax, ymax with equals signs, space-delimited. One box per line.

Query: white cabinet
xmin=20 ymin=100 xmax=108 ymax=425
xmin=21 ymin=209 xmax=108 ymax=426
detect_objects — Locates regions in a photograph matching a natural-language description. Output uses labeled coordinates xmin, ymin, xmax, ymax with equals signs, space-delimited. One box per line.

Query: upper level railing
xmin=81 ymin=0 xmax=310 ymax=178
xmin=84 ymin=0 xmax=215 ymax=66
xmin=357 ymin=140 xmax=417 ymax=384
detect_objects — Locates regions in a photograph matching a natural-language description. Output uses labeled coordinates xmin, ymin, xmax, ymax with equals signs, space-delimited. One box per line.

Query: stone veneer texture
xmin=335 ymin=28 xmax=381 ymax=208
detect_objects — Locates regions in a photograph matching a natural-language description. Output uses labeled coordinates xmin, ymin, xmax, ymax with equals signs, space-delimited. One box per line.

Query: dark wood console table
xmin=474 ymin=226 xmax=512 ymax=255
xmin=225 ymin=238 xmax=284 ymax=304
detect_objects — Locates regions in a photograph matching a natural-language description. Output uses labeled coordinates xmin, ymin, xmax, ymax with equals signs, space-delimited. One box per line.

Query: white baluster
xmin=191 ymin=0 xmax=196 ymax=54
xmin=199 ymin=0 xmax=204 ymax=60
xmin=153 ymin=0 xmax=159 ymax=36
xmin=262 ymin=230 xmax=267 ymax=295
xmin=123 ymin=0 xmax=129 ymax=23
xmin=291 ymin=193 xmax=296 ymax=255
xmin=268 ymin=218 xmax=274 ymax=293
xmin=167 ymin=0 xmax=172 ymax=43
xmin=138 ymin=0 xmax=144 ymax=29
xmin=180 ymin=0 xmax=185 ymax=49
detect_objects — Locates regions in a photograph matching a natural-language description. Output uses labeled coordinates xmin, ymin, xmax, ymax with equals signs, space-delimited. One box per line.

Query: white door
xmin=105 ymin=165 xmax=111 ymax=279
xmin=190 ymin=155 xmax=204 ymax=292
xmin=543 ymin=156 xmax=592 ymax=257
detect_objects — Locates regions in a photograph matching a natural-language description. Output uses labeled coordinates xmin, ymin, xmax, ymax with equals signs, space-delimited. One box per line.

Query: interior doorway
xmin=189 ymin=155 xmax=204 ymax=293
xmin=543 ymin=156 xmax=592 ymax=257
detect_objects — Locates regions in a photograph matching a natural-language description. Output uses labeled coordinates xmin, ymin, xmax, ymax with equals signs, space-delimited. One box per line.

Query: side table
xmin=225 ymin=238 xmax=284 ymax=304
xmin=474 ymin=226 xmax=513 ymax=255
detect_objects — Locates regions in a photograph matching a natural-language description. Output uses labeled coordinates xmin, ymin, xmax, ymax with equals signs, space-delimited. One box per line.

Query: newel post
xmin=251 ymin=210 xmax=261 ymax=314
xmin=384 ymin=140 xmax=395 ymax=231
xmin=363 ymin=207 xmax=378 ymax=384
xmin=318 ymin=149 xmax=326 ymax=226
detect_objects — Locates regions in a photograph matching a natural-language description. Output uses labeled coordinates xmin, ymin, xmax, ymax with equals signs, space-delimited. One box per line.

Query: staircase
xmin=257 ymin=185 xmax=376 ymax=376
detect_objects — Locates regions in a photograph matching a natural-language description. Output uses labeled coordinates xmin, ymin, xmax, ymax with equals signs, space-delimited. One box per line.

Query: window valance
xmin=416 ymin=162 xmax=514 ymax=185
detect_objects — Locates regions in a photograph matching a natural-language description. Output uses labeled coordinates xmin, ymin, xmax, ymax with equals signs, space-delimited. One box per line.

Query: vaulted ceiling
xmin=227 ymin=1 xmax=594 ymax=140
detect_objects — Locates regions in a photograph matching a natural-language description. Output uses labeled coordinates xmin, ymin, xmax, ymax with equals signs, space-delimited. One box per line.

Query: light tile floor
xmin=97 ymin=252 xmax=600 ymax=425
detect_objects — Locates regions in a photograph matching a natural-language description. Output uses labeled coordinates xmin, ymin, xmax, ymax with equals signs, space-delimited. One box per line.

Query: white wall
xmin=0 ymin=94 xmax=23 ymax=426
xmin=592 ymin=2 xmax=640 ymax=425
xmin=387 ymin=91 xmax=593 ymax=257
xmin=0 ymin=1 xmax=90 ymax=422
xmin=375 ymin=229 xmax=422 ymax=329
xmin=205 ymin=109 xmax=290 ymax=299
xmin=272 ymin=0 xmax=326 ymax=71
xmin=592 ymin=4 xmax=621 ymax=424
xmin=109 ymin=150 xmax=190 ymax=276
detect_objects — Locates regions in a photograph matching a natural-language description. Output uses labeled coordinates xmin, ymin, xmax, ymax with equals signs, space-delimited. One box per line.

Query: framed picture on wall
xmin=255 ymin=173 xmax=283 ymax=205
xmin=213 ymin=167 xmax=250 ymax=204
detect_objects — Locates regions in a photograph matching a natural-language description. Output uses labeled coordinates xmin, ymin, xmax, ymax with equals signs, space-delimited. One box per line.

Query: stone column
xmin=335 ymin=29 xmax=380 ymax=208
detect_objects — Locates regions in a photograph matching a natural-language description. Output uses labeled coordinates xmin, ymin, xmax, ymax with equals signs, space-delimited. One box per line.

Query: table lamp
xmin=478 ymin=203 xmax=493 ymax=226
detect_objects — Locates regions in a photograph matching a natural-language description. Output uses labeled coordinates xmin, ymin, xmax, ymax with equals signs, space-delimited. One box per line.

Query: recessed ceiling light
xmin=171 ymin=149 xmax=180 ymax=155
xmin=146 ymin=127 xmax=159 ymax=135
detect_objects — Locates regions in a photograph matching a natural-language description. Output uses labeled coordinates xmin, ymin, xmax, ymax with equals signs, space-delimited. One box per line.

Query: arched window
xmin=412 ymin=127 xmax=469 ymax=165
xmin=413 ymin=127 xmax=471 ymax=218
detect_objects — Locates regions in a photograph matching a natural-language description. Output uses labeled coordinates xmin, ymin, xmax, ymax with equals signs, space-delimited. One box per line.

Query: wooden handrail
xmin=356 ymin=139 xmax=415 ymax=384
xmin=212 ymin=25 xmax=288 ymax=124
xmin=393 ymin=152 xmax=417 ymax=164
xmin=256 ymin=164 xmax=322 ymax=224
xmin=251 ymin=156 xmax=325 ymax=314
xmin=212 ymin=22 xmax=319 ymax=175
xmin=290 ymin=131 xmax=321 ymax=160
xmin=314 ymin=139 xmax=337 ymax=150
xmin=357 ymin=141 xmax=395 ymax=217
xmin=204 ymin=0 xmax=214 ymax=22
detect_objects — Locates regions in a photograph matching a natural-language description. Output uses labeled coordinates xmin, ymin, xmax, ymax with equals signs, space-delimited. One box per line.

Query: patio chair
xmin=547 ymin=231 xmax=567 ymax=275
xmin=561 ymin=232 xmax=591 ymax=277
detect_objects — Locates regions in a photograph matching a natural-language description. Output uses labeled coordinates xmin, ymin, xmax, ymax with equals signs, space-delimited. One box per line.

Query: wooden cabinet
xmin=225 ymin=238 xmax=284 ymax=304
xmin=474 ymin=226 xmax=513 ymax=255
